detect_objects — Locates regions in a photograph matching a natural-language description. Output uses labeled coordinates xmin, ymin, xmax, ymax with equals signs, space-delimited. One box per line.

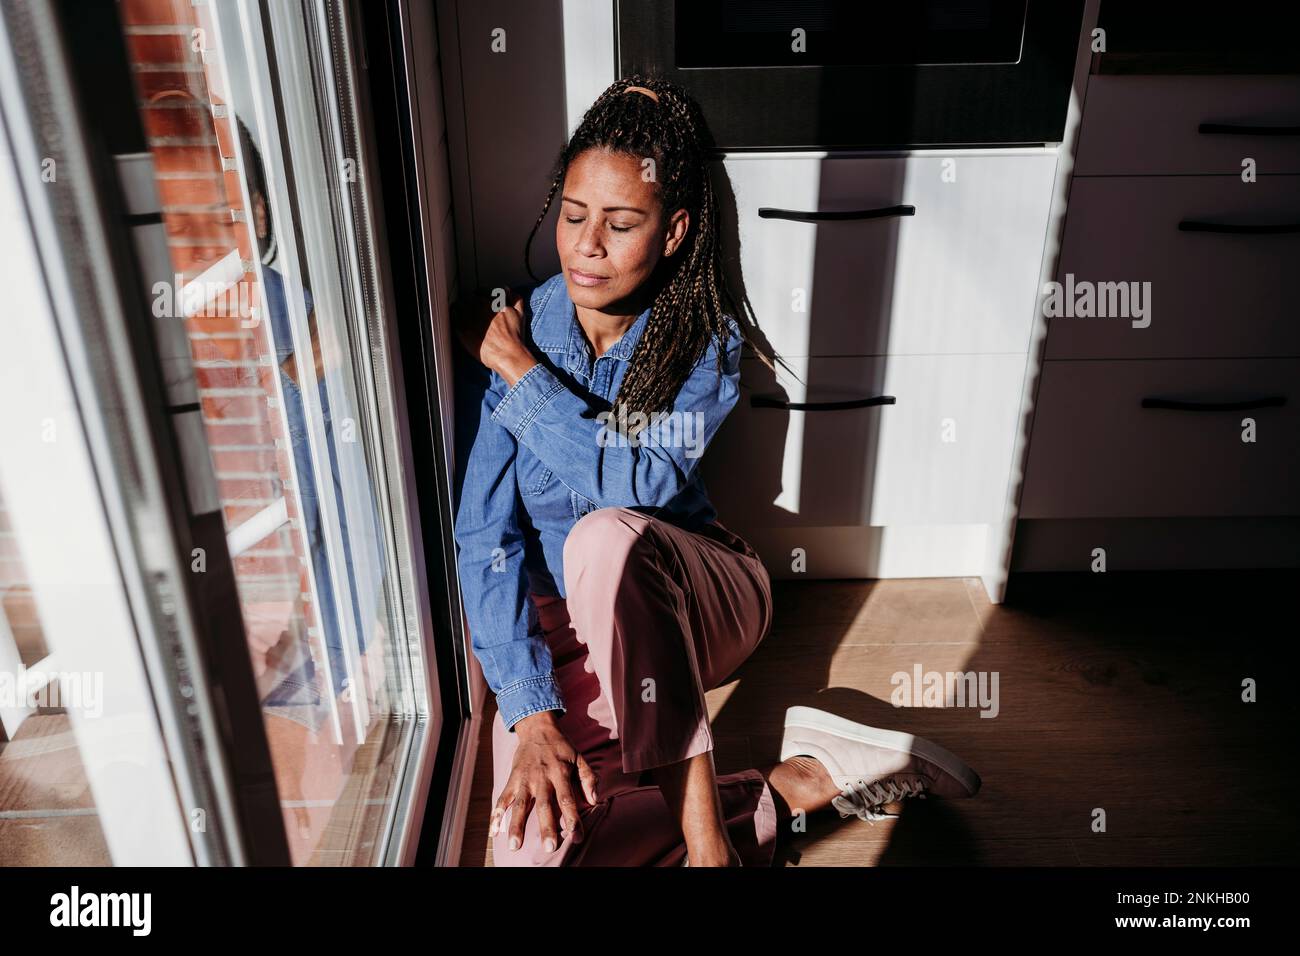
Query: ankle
xmin=763 ymin=755 xmax=838 ymax=816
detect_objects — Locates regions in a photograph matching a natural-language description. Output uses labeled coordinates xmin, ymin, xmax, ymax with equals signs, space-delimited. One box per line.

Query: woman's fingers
xmin=453 ymin=289 xmax=530 ymax=376
xmin=487 ymin=781 xmax=517 ymax=840
xmin=508 ymin=289 xmax=525 ymax=311
xmin=491 ymin=776 xmax=566 ymax=855
xmin=506 ymin=790 xmax=534 ymax=853
xmin=550 ymin=768 xmax=584 ymax=845
xmin=575 ymin=752 xmax=599 ymax=806
xmin=491 ymin=726 xmax=596 ymax=857
xmin=532 ymin=787 xmax=561 ymax=854
xmin=492 ymin=299 xmax=526 ymax=341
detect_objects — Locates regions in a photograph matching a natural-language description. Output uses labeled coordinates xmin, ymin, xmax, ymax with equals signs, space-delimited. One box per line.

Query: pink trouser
xmin=490 ymin=506 xmax=780 ymax=866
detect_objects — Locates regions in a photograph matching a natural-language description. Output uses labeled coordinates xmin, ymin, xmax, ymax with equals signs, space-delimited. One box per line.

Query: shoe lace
xmin=832 ymin=776 xmax=929 ymax=824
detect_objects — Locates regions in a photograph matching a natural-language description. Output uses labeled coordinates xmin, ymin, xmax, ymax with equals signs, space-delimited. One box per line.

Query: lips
xmin=569 ymin=268 xmax=609 ymax=287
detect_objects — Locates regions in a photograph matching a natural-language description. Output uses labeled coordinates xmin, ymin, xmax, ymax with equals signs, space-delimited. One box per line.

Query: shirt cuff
xmin=496 ymin=673 xmax=566 ymax=732
xmin=489 ymin=361 xmax=564 ymax=441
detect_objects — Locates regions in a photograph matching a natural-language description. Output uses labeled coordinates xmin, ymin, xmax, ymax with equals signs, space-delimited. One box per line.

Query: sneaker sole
xmin=781 ymin=705 xmax=981 ymax=796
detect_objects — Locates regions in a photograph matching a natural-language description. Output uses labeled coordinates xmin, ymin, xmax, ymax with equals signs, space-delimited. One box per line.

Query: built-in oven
xmin=617 ymin=0 xmax=1086 ymax=149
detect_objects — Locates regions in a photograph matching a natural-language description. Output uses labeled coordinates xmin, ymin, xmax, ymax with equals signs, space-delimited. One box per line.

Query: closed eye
xmin=564 ymin=217 xmax=634 ymax=234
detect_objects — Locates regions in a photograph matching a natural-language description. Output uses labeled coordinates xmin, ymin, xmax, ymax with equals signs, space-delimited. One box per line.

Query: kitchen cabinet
xmin=707 ymin=353 xmax=1027 ymax=530
xmin=717 ymin=152 xmax=1059 ymax=358
xmin=1074 ymin=75 xmax=1300 ymax=176
xmin=1013 ymin=20 xmax=1300 ymax=572
xmin=702 ymin=149 xmax=1059 ymax=583
xmin=1044 ymin=175 xmax=1300 ymax=360
xmin=1020 ymin=358 xmax=1300 ymax=518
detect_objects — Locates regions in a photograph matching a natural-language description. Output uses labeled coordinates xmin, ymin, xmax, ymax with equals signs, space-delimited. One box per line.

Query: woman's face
xmin=556 ymin=147 xmax=689 ymax=314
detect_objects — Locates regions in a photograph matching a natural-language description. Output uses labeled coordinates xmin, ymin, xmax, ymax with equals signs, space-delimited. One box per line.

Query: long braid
xmin=525 ymin=75 xmax=751 ymax=432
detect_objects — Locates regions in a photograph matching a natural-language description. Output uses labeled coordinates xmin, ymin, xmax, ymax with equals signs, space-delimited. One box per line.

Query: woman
xmin=452 ymin=77 xmax=981 ymax=867
xmin=234 ymin=115 xmax=386 ymax=735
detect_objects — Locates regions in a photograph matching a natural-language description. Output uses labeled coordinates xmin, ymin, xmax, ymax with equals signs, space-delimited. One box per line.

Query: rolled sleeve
xmin=495 ymin=673 xmax=567 ymax=731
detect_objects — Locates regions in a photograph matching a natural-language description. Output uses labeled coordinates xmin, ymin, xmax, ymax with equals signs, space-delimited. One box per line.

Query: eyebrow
xmin=560 ymin=196 xmax=648 ymax=214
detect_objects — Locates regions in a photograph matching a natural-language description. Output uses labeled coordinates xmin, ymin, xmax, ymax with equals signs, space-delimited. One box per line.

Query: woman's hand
xmin=454 ymin=288 xmax=538 ymax=386
xmin=490 ymin=710 xmax=599 ymax=855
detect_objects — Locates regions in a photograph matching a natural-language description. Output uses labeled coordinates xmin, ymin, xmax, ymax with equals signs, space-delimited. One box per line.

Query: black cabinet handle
xmin=758 ymin=204 xmax=915 ymax=223
xmin=752 ymin=394 xmax=897 ymax=411
xmin=1178 ymin=219 xmax=1300 ymax=234
xmin=1141 ymin=395 xmax=1286 ymax=412
xmin=1199 ymin=122 xmax=1300 ymax=136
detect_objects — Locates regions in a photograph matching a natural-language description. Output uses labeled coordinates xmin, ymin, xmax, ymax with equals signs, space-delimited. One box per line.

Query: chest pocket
xmin=517 ymin=452 xmax=553 ymax=496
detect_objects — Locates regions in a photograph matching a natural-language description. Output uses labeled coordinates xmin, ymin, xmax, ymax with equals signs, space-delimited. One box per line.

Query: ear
xmin=662 ymin=208 xmax=690 ymax=257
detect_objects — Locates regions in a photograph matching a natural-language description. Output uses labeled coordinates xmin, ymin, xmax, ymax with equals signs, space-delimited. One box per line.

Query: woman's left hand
xmin=454 ymin=289 xmax=538 ymax=386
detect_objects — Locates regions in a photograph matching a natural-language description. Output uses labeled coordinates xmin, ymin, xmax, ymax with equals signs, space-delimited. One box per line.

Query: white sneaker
xmin=780 ymin=705 xmax=982 ymax=823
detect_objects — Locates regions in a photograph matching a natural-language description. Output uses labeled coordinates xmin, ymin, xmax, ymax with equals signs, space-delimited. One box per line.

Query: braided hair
xmin=525 ymin=75 xmax=748 ymax=430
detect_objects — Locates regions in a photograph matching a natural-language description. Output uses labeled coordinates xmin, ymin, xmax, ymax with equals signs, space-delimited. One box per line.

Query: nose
xmin=574 ymin=216 xmax=605 ymax=259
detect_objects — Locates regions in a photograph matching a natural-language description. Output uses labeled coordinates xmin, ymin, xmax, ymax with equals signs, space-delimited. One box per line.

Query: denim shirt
xmin=451 ymin=272 xmax=743 ymax=731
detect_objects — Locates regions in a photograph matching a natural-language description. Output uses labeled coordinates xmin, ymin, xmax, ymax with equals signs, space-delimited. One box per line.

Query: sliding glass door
xmin=0 ymin=0 xmax=451 ymax=865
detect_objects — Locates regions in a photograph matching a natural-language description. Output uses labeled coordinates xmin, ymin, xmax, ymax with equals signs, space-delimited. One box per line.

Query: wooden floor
xmin=460 ymin=571 xmax=1300 ymax=866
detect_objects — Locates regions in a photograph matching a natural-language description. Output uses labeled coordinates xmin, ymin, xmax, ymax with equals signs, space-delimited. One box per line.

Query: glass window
xmin=115 ymin=0 xmax=429 ymax=865
xmin=1 ymin=0 xmax=434 ymax=866
xmin=0 ymin=113 xmax=195 ymax=867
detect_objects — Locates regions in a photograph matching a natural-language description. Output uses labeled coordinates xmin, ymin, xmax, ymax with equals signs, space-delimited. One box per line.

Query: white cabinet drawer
xmin=1044 ymin=175 xmax=1300 ymax=360
xmin=715 ymin=153 xmax=1057 ymax=359
xmin=702 ymin=352 xmax=1026 ymax=529
xmin=1020 ymin=359 xmax=1300 ymax=519
xmin=1075 ymin=75 xmax=1300 ymax=176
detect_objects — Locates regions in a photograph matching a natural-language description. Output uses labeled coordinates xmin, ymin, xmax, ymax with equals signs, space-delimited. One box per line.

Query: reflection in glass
xmin=119 ymin=0 xmax=413 ymax=864
xmin=0 ymin=484 xmax=111 ymax=866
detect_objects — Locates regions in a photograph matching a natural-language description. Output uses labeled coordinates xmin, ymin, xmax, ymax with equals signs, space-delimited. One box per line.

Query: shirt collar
xmin=534 ymin=272 xmax=650 ymax=368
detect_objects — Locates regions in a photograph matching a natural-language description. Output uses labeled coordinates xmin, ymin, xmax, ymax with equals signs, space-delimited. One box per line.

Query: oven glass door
xmin=618 ymin=0 xmax=1084 ymax=148
xmin=676 ymin=0 xmax=1028 ymax=68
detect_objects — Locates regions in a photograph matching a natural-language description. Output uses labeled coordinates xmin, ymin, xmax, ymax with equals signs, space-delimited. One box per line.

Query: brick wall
xmin=121 ymin=0 xmax=312 ymax=636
